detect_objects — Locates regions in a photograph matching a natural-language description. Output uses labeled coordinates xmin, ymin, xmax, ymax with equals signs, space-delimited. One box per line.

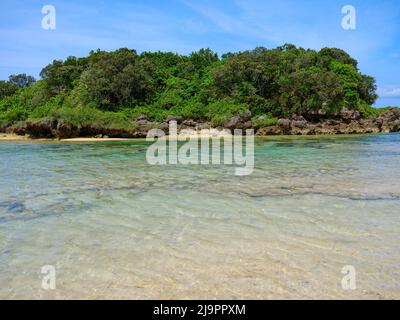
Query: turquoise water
xmin=0 ymin=134 xmax=399 ymax=299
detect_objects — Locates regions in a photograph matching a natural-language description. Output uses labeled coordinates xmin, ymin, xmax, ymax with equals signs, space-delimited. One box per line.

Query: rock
xmin=79 ymin=124 xmax=103 ymax=137
xmin=379 ymin=109 xmax=400 ymax=132
xmin=226 ymin=110 xmax=252 ymax=129
xmin=165 ymin=116 xmax=183 ymax=124
xmin=389 ymin=120 xmax=400 ymax=132
xmin=256 ymin=126 xmax=282 ymax=136
xmin=277 ymin=118 xmax=290 ymax=127
xmin=379 ymin=108 xmax=400 ymax=122
xmin=340 ymin=108 xmax=361 ymax=123
xmin=103 ymin=128 xmax=134 ymax=138
xmin=226 ymin=116 xmax=241 ymax=129
xmin=324 ymin=119 xmax=341 ymax=126
xmin=359 ymin=119 xmax=381 ymax=133
xmin=182 ymin=119 xmax=198 ymax=127
xmin=54 ymin=120 xmax=79 ymax=138
xmin=238 ymin=110 xmax=252 ymax=122
xmin=277 ymin=118 xmax=291 ymax=134
xmin=136 ymin=119 xmax=154 ymax=126
xmin=313 ymin=124 xmax=337 ymax=135
xmin=25 ymin=119 xmax=57 ymax=138
xmin=8 ymin=122 xmax=27 ymax=135
xmin=158 ymin=122 xmax=169 ymax=131
xmin=135 ymin=114 xmax=147 ymax=121
xmin=291 ymin=116 xmax=308 ymax=129
xmin=242 ymin=121 xmax=253 ymax=130
xmin=195 ymin=123 xmax=212 ymax=130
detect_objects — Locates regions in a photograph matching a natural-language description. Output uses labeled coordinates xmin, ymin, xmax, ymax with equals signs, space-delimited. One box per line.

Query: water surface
xmin=0 ymin=134 xmax=399 ymax=299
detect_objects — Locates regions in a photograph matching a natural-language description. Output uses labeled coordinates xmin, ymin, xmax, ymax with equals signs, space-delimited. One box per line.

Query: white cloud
xmin=378 ymin=86 xmax=400 ymax=98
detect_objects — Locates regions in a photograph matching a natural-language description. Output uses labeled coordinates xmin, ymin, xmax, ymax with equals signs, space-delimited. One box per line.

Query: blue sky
xmin=0 ymin=0 xmax=399 ymax=106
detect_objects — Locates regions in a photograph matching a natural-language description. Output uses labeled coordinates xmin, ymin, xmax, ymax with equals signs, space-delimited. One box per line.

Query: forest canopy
xmin=0 ymin=44 xmax=380 ymax=130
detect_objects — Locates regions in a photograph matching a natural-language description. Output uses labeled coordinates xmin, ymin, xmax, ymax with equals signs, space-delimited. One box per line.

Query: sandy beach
xmin=0 ymin=131 xmax=235 ymax=142
xmin=0 ymin=134 xmax=31 ymax=141
xmin=0 ymin=133 xmax=141 ymax=142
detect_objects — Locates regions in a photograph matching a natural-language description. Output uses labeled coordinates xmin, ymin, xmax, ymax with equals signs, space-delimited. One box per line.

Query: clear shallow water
xmin=0 ymin=134 xmax=399 ymax=299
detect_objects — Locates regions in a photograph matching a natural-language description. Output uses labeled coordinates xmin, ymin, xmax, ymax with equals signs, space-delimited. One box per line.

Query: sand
xmin=0 ymin=134 xmax=30 ymax=141
xmin=0 ymin=132 xmax=234 ymax=142
xmin=0 ymin=134 xmax=142 ymax=142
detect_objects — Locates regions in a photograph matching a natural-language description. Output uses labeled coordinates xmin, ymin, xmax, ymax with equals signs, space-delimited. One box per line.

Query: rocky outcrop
xmin=256 ymin=109 xmax=400 ymax=136
xmin=226 ymin=110 xmax=252 ymax=130
xmin=10 ymin=119 xmax=150 ymax=139
xmin=5 ymin=108 xmax=400 ymax=139
xmin=25 ymin=119 xmax=57 ymax=138
xmin=379 ymin=109 xmax=400 ymax=132
xmin=54 ymin=120 xmax=80 ymax=138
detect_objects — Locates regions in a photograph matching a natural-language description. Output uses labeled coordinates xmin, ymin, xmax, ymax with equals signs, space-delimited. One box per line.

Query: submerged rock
xmin=0 ymin=201 xmax=25 ymax=214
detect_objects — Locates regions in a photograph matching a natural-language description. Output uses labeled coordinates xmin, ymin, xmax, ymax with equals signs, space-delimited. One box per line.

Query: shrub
xmin=252 ymin=116 xmax=278 ymax=127
xmin=206 ymin=99 xmax=249 ymax=126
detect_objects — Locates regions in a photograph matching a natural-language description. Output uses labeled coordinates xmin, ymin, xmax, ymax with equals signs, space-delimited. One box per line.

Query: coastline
xmin=0 ymin=131 xmax=395 ymax=143
xmin=1 ymin=108 xmax=399 ymax=141
xmin=1 ymin=108 xmax=400 ymax=142
xmin=0 ymin=133 xmax=143 ymax=142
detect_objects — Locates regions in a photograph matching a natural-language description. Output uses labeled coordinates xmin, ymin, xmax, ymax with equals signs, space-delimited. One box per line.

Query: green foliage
xmin=51 ymin=107 xmax=134 ymax=130
xmin=366 ymin=106 xmax=400 ymax=117
xmin=8 ymin=73 xmax=36 ymax=87
xmin=40 ymin=56 xmax=88 ymax=94
xmin=0 ymin=73 xmax=36 ymax=100
xmin=0 ymin=81 xmax=18 ymax=100
xmin=318 ymin=47 xmax=358 ymax=68
xmin=329 ymin=61 xmax=360 ymax=108
xmin=207 ymin=98 xmax=249 ymax=126
xmin=77 ymin=49 xmax=156 ymax=110
xmin=357 ymin=101 xmax=380 ymax=117
xmin=252 ymin=116 xmax=279 ymax=127
xmin=0 ymin=45 xmax=379 ymax=132
xmin=0 ymin=80 xmax=51 ymax=125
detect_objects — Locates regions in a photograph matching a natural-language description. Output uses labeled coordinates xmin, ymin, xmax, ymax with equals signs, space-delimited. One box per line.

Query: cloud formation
xmin=378 ymin=86 xmax=400 ymax=98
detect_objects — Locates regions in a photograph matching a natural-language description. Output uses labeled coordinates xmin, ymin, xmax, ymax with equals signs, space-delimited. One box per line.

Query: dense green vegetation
xmin=0 ymin=44 xmax=385 ymax=131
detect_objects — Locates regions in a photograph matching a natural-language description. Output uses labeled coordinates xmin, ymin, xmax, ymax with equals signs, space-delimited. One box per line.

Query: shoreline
xmin=1 ymin=108 xmax=399 ymax=140
xmin=0 ymin=131 xmax=395 ymax=143
xmin=0 ymin=134 xmax=144 ymax=142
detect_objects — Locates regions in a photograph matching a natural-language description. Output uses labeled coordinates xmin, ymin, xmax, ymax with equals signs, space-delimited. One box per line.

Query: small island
xmin=1 ymin=44 xmax=399 ymax=139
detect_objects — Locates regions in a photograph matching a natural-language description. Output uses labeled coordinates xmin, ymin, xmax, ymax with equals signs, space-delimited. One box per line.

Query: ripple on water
xmin=0 ymin=134 xmax=400 ymax=299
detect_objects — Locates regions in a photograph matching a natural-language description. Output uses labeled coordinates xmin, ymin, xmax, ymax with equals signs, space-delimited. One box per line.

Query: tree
xmin=78 ymin=48 xmax=155 ymax=110
xmin=8 ymin=74 xmax=36 ymax=87
xmin=0 ymin=81 xmax=18 ymax=99
xmin=319 ymin=47 xmax=358 ymax=68
xmin=1 ymin=45 xmax=379 ymax=129
xmin=40 ymin=56 xmax=88 ymax=95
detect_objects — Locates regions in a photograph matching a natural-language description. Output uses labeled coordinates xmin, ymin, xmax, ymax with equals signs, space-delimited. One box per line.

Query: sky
xmin=0 ymin=0 xmax=399 ymax=107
